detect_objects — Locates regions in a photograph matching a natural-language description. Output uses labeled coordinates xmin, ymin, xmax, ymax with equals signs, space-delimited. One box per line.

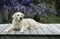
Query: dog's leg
xmin=8 ymin=27 xmax=14 ymax=32
xmin=20 ymin=27 xmax=24 ymax=32
xmin=3 ymin=25 xmax=14 ymax=33
xmin=20 ymin=25 xmax=25 ymax=32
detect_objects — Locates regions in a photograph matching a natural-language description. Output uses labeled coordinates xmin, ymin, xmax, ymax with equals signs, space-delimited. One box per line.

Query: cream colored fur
xmin=8 ymin=12 xmax=39 ymax=32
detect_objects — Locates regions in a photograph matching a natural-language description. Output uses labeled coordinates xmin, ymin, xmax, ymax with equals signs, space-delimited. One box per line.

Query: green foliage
xmin=34 ymin=13 xmax=60 ymax=23
xmin=0 ymin=0 xmax=60 ymax=24
xmin=32 ymin=0 xmax=38 ymax=4
xmin=34 ymin=15 xmax=40 ymax=22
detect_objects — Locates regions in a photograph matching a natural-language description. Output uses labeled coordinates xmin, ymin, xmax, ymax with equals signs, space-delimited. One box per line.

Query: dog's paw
xmin=20 ymin=31 xmax=23 ymax=33
xmin=3 ymin=30 xmax=9 ymax=33
xmin=20 ymin=30 xmax=23 ymax=33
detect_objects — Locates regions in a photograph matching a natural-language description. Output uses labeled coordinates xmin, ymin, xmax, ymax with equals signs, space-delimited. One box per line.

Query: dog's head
xmin=12 ymin=12 xmax=24 ymax=21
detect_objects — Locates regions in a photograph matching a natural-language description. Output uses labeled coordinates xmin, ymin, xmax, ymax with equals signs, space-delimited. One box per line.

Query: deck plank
xmin=3 ymin=24 xmax=15 ymax=34
xmin=56 ymin=24 xmax=60 ymax=28
xmin=30 ymin=29 xmax=37 ymax=35
xmin=36 ymin=23 xmax=46 ymax=34
xmin=7 ymin=30 xmax=16 ymax=34
xmin=0 ymin=24 xmax=9 ymax=34
xmin=0 ymin=24 xmax=8 ymax=32
xmin=46 ymin=24 xmax=60 ymax=34
xmin=38 ymin=24 xmax=52 ymax=34
xmin=56 ymin=24 xmax=60 ymax=26
xmin=49 ymin=24 xmax=60 ymax=32
xmin=22 ymin=29 xmax=30 ymax=35
xmin=36 ymin=28 xmax=45 ymax=34
xmin=0 ymin=24 xmax=60 ymax=35
xmin=15 ymin=31 xmax=23 ymax=35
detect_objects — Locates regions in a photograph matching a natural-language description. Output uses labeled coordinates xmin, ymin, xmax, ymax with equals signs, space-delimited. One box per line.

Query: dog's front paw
xmin=20 ymin=31 xmax=23 ymax=33
xmin=20 ymin=30 xmax=24 ymax=33
xmin=3 ymin=30 xmax=9 ymax=33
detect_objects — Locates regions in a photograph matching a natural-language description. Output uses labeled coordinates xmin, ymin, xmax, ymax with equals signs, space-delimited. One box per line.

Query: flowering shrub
xmin=0 ymin=0 xmax=56 ymax=23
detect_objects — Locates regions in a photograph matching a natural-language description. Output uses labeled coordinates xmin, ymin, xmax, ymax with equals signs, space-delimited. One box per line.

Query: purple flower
xmin=42 ymin=8 xmax=45 ymax=11
xmin=41 ymin=6 xmax=46 ymax=12
xmin=3 ymin=5 xmax=8 ymax=10
xmin=8 ymin=6 xmax=11 ymax=10
xmin=16 ymin=6 xmax=20 ymax=11
xmin=22 ymin=0 xmax=31 ymax=5
xmin=19 ymin=6 xmax=26 ymax=13
xmin=38 ymin=4 xmax=42 ymax=7
xmin=38 ymin=11 xmax=42 ymax=14
xmin=33 ymin=6 xmax=38 ymax=10
xmin=39 ymin=11 xmax=42 ymax=14
xmin=29 ymin=9 xmax=32 ymax=12
xmin=26 ymin=7 xmax=33 ymax=13
xmin=20 ymin=6 xmax=26 ymax=10
xmin=29 ymin=3 xmax=34 ymax=7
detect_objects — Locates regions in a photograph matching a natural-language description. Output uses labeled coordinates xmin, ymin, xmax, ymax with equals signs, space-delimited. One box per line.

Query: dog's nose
xmin=20 ymin=17 xmax=22 ymax=20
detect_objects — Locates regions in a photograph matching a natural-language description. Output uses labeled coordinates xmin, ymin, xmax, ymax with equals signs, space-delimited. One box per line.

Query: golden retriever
xmin=8 ymin=12 xmax=39 ymax=32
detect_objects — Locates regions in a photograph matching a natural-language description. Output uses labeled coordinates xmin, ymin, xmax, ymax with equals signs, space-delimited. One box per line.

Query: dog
xmin=8 ymin=12 xmax=39 ymax=32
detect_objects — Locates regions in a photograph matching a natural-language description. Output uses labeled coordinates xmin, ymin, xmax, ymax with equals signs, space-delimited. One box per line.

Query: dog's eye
xmin=17 ymin=15 xmax=19 ymax=16
xmin=21 ymin=15 xmax=24 ymax=17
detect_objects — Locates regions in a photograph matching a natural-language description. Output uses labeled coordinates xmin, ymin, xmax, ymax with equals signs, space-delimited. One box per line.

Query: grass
xmin=35 ymin=14 xmax=60 ymax=24
xmin=37 ymin=14 xmax=60 ymax=24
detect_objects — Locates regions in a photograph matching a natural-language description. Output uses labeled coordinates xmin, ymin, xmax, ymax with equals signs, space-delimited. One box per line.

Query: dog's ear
xmin=12 ymin=14 xmax=16 ymax=19
xmin=22 ymin=14 xmax=24 ymax=17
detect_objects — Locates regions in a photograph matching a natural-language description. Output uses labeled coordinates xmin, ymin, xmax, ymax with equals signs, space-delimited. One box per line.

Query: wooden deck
xmin=0 ymin=23 xmax=60 ymax=35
